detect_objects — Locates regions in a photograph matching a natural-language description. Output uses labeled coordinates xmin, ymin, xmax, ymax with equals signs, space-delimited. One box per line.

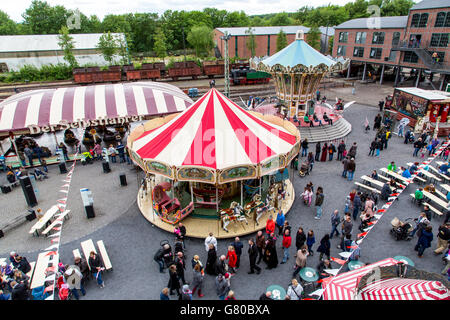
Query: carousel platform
xmin=298 ymin=117 xmax=352 ymax=143
xmin=137 ymin=179 xmax=295 ymax=239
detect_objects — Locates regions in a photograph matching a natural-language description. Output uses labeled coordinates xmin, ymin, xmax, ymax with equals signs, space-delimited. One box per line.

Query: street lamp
xmin=220 ymin=32 xmax=232 ymax=98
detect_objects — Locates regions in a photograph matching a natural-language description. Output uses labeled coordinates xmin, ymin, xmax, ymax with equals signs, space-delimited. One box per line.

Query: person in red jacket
xmin=266 ymin=215 xmax=275 ymax=235
xmin=226 ymin=246 xmax=238 ymax=274
xmin=281 ymin=229 xmax=292 ymax=264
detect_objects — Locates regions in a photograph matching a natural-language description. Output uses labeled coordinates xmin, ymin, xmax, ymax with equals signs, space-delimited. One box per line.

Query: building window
xmin=353 ymin=46 xmax=364 ymax=57
xmin=355 ymin=32 xmax=366 ymax=44
xmin=411 ymin=14 xmax=420 ymax=27
xmin=431 ymin=33 xmax=449 ymax=47
xmin=339 ymin=32 xmax=348 ymax=43
xmin=337 ymin=45 xmax=346 ymax=56
xmin=446 ymin=12 xmax=450 ymax=27
xmin=388 ymin=50 xmax=397 ymax=62
xmin=370 ymin=48 xmax=382 ymax=59
xmin=418 ymin=13 xmax=428 ymax=27
xmin=372 ymin=32 xmax=385 ymax=44
xmin=392 ymin=32 xmax=400 ymax=46
xmin=403 ymin=51 xmax=419 ymax=63
xmin=435 ymin=12 xmax=447 ymax=27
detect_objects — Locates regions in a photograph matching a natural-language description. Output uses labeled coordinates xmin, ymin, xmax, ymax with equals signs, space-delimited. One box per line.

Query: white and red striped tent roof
xmin=322 ymin=258 xmax=400 ymax=300
xmin=0 ymin=82 xmax=192 ymax=133
xmin=131 ymin=88 xmax=298 ymax=171
xmin=357 ymin=278 xmax=450 ymax=300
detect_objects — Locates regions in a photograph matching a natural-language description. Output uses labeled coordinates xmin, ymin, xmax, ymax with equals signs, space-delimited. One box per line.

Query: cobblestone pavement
xmin=0 ymin=97 xmax=448 ymax=300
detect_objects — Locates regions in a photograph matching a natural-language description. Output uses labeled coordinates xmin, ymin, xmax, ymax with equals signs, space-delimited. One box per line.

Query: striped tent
xmin=322 ymin=258 xmax=400 ymax=300
xmin=0 ymin=82 xmax=192 ymax=133
xmin=129 ymin=88 xmax=300 ymax=182
xmin=357 ymin=278 xmax=450 ymax=300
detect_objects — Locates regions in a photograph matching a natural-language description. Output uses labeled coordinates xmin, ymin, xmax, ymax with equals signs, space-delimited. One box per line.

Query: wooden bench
xmin=354 ymin=182 xmax=381 ymax=194
xmin=81 ymin=239 xmax=97 ymax=270
xmin=434 ymin=189 xmax=448 ymax=201
xmin=440 ymin=184 xmax=450 ymax=194
xmin=97 ymin=240 xmax=113 ymax=271
xmin=424 ymin=203 xmax=443 ymax=218
xmin=0 ymin=212 xmax=34 ymax=238
xmin=361 ymin=175 xmax=395 ymax=191
xmin=377 ymin=174 xmax=390 ymax=182
xmin=428 ymin=165 xmax=450 ymax=181
xmin=29 ymin=205 xmax=60 ymax=237
xmin=379 ymin=168 xmax=411 ymax=185
xmin=41 ymin=210 xmax=70 ymax=236
xmin=422 ymin=190 xmax=449 ymax=212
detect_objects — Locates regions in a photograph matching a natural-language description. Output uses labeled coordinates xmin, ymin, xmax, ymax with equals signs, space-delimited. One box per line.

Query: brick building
xmin=332 ymin=0 xmax=450 ymax=90
xmin=214 ymin=26 xmax=334 ymax=59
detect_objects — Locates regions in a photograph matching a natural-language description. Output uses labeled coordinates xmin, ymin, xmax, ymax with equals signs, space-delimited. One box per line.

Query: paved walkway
xmin=0 ymin=96 xmax=448 ymax=300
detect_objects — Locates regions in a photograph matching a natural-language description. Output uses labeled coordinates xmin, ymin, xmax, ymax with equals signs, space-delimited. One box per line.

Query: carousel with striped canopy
xmin=127 ymin=88 xmax=300 ymax=237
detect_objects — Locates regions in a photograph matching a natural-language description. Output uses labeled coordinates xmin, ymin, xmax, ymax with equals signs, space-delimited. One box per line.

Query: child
xmin=41 ymin=159 xmax=48 ymax=173
xmin=344 ymin=195 xmax=351 ymax=215
xmin=420 ymin=148 xmax=425 ymax=159
xmin=444 ymin=148 xmax=450 ymax=161
xmin=306 ymin=230 xmax=315 ymax=256
xmin=343 ymin=149 xmax=348 ymax=159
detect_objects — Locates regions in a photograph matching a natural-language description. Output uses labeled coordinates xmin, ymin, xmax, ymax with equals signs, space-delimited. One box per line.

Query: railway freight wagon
xmin=167 ymin=61 xmax=202 ymax=81
xmin=73 ymin=66 xmax=121 ymax=84
xmin=202 ymin=60 xmax=224 ymax=78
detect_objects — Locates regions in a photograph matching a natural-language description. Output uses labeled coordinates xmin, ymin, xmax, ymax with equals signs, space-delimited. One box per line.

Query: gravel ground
xmin=0 ymin=99 xmax=448 ymax=300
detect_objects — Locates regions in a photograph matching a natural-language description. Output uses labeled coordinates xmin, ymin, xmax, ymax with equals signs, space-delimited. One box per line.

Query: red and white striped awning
xmin=322 ymin=258 xmax=400 ymax=300
xmin=0 ymin=82 xmax=192 ymax=133
xmin=131 ymin=88 xmax=298 ymax=171
xmin=358 ymin=278 xmax=450 ymax=300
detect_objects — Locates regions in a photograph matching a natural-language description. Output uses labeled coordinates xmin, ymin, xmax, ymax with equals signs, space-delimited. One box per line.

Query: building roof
xmin=216 ymin=26 xmax=335 ymax=37
xmin=396 ymin=87 xmax=450 ymax=101
xmin=0 ymin=33 xmax=125 ymax=53
xmin=335 ymin=16 xmax=408 ymax=29
xmin=411 ymin=0 xmax=450 ymax=10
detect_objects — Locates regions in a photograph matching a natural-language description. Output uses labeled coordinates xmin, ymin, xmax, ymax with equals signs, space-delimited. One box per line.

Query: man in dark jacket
xmin=314 ymin=187 xmax=324 ymax=219
xmin=248 ymin=238 xmax=261 ymax=274
xmin=231 ymin=237 xmax=244 ymax=268
xmin=434 ymin=223 xmax=450 ymax=255
xmin=295 ymin=227 xmax=306 ymax=251
xmin=10 ymin=281 xmax=29 ymax=300
xmin=348 ymin=142 xmax=357 ymax=158
xmin=330 ymin=210 xmax=341 ymax=238
xmin=315 ymin=142 xmax=321 ymax=161
xmin=342 ymin=157 xmax=350 ymax=178
xmin=15 ymin=256 xmax=31 ymax=274
xmin=337 ymin=141 xmax=346 ymax=161
xmin=352 ymin=192 xmax=362 ymax=221
xmin=339 ymin=215 xmax=353 ymax=249
xmin=215 ymin=255 xmax=227 ymax=275
xmin=256 ymin=231 xmax=266 ymax=264
xmin=347 ymin=158 xmax=356 ymax=181
xmin=369 ymin=139 xmax=378 ymax=156
xmin=413 ymin=138 xmax=423 ymax=157
xmin=154 ymin=247 xmax=166 ymax=273
xmin=175 ymin=252 xmax=186 ymax=284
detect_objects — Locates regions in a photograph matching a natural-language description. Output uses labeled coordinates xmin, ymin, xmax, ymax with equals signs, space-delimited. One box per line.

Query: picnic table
xmin=81 ymin=239 xmax=97 ymax=270
xmin=440 ymin=184 xmax=450 ymax=194
xmin=361 ymin=175 xmax=395 ymax=191
xmin=422 ymin=190 xmax=449 ymax=212
xmin=379 ymin=168 xmax=410 ymax=184
xmin=427 ymin=165 xmax=450 ymax=181
xmin=419 ymin=169 xmax=442 ymax=183
xmin=30 ymin=251 xmax=59 ymax=289
xmin=29 ymin=205 xmax=60 ymax=236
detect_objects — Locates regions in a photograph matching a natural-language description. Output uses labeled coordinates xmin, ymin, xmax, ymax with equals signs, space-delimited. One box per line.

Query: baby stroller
xmin=390 ymin=217 xmax=414 ymax=241
xmin=298 ymin=161 xmax=310 ymax=177
xmin=160 ymin=240 xmax=173 ymax=267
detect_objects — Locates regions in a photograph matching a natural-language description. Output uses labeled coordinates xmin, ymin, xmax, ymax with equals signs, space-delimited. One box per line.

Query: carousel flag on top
xmin=316 ymin=139 xmax=450 ymax=299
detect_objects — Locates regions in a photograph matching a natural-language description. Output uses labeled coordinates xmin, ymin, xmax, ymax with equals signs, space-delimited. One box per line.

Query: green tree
xmin=153 ymin=28 xmax=168 ymax=62
xmin=126 ymin=13 xmax=159 ymax=53
xmin=269 ymin=12 xmax=293 ymax=26
xmin=276 ymin=29 xmax=288 ymax=52
xmin=306 ymin=26 xmax=321 ymax=51
xmin=328 ymin=36 xmax=334 ymax=54
xmin=115 ymin=33 xmax=131 ymax=65
xmin=245 ymin=27 xmax=257 ymax=57
xmin=22 ymin=0 xmax=69 ymax=34
xmin=58 ymin=26 xmax=78 ymax=68
xmin=0 ymin=11 xmax=19 ymax=35
xmin=187 ymin=25 xmax=214 ymax=57
xmin=97 ymin=32 xmax=118 ymax=65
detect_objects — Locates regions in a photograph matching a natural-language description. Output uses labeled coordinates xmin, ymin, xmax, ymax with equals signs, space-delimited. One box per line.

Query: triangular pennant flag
xmin=363 ymin=226 xmax=373 ymax=232
xmin=44 ymin=294 xmax=54 ymax=300
xmin=52 ymin=227 xmax=61 ymax=231
xmin=61 ymin=184 xmax=70 ymax=188
xmin=339 ymin=252 xmax=352 ymax=259
xmin=44 ymin=244 xmax=59 ymax=251
xmin=45 ymin=251 xmax=57 ymax=256
xmin=331 ymin=257 xmax=346 ymax=265
xmin=346 ymin=245 xmax=359 ymax=249
xmin=47 ymin=232 xmax=61 ymax=238
xmin=356 ymin=239 xmax=363 ymax=245
xmin=51 ymin=238 xmax=60 ymax=244
xmin=324 ymin=268 xmax=340 ymax=276
xmin=59 ymin=189 xmax=69 ymax=193
xmin=377 ymin=209 xmax=385 ymax=213
xmin=357 ymin=232 xmax=368 ymax=238
xmin=374 ymin=214 xmax=382 ymax=219
xmin=57 ymin=199 xmax=67 ymax=204
xmin=367 ymin=221 xmax=377 ymax=226
xmin=309 ymin=289 xmax=325 ymax=296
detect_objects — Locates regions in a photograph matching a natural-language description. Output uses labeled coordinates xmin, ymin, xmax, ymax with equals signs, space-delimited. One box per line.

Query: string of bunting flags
xmin=310 ymin=139 xmax=450 ymax=299
xmin=41 ymin=128 xmax=86 ymax=300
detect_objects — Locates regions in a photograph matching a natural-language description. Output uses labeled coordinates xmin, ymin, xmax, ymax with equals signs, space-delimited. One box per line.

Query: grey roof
xmin=335 ymin=16 xmax=408 ymax=29
xmin=216 ymin=25 xmax=335 ymax=36
xmin=411 ymin=0 xmax=450 ymax=10
xmin=0 ymin=33 xmax=125 ymax=53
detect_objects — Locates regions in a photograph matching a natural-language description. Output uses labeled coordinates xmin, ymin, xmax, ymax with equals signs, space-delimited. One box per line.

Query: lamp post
xmin=220 ymin=32 xmax=232 ymax=98
xmin=182 ymin=26 xmax=187 ymax=63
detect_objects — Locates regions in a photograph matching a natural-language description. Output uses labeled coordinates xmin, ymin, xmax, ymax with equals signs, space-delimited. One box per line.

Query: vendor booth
xmin=0 ymin=82 xmax=193 ymax=167
xmin=389 ymin=87 xmax=450 ymax=136
xmin=128 ymin=88 xmax=300 ymax=238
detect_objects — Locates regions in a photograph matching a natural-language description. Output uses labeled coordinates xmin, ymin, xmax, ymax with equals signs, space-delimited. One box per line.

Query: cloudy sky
xmin=6 ymin=0 xmax=355 ymax=22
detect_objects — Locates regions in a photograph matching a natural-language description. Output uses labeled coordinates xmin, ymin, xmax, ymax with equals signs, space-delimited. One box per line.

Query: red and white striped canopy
xmin=131 ymin=88 xmax=298 ymax=170
xmin=0 ymin=82 xmax=192 ymax=132
xmin=322 ymin=258 xmax=400 ymax=300
xmin=358 ymin=278 xmax=450 ymax=300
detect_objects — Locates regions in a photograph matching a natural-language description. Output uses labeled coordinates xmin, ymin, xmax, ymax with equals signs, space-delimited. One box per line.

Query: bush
xmin=0 ymin=64 xmax=73 ymax=83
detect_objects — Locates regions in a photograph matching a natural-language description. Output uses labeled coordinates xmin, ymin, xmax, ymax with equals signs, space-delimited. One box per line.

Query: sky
xmin=5 ymin=0 xmax=356 ymax=22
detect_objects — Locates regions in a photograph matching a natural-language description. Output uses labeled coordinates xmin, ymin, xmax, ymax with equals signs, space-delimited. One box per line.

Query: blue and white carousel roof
xmin=253 ymin=30 xmax=347 ymax=73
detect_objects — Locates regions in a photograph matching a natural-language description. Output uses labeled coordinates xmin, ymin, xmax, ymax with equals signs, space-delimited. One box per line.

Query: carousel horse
xmin=255 ymin=194 xmax=275 ymax=225
xmin=220 ymin=201 xmax=248 ymax=233
xmin=243 ymin=193 xmax=264 ymax=218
